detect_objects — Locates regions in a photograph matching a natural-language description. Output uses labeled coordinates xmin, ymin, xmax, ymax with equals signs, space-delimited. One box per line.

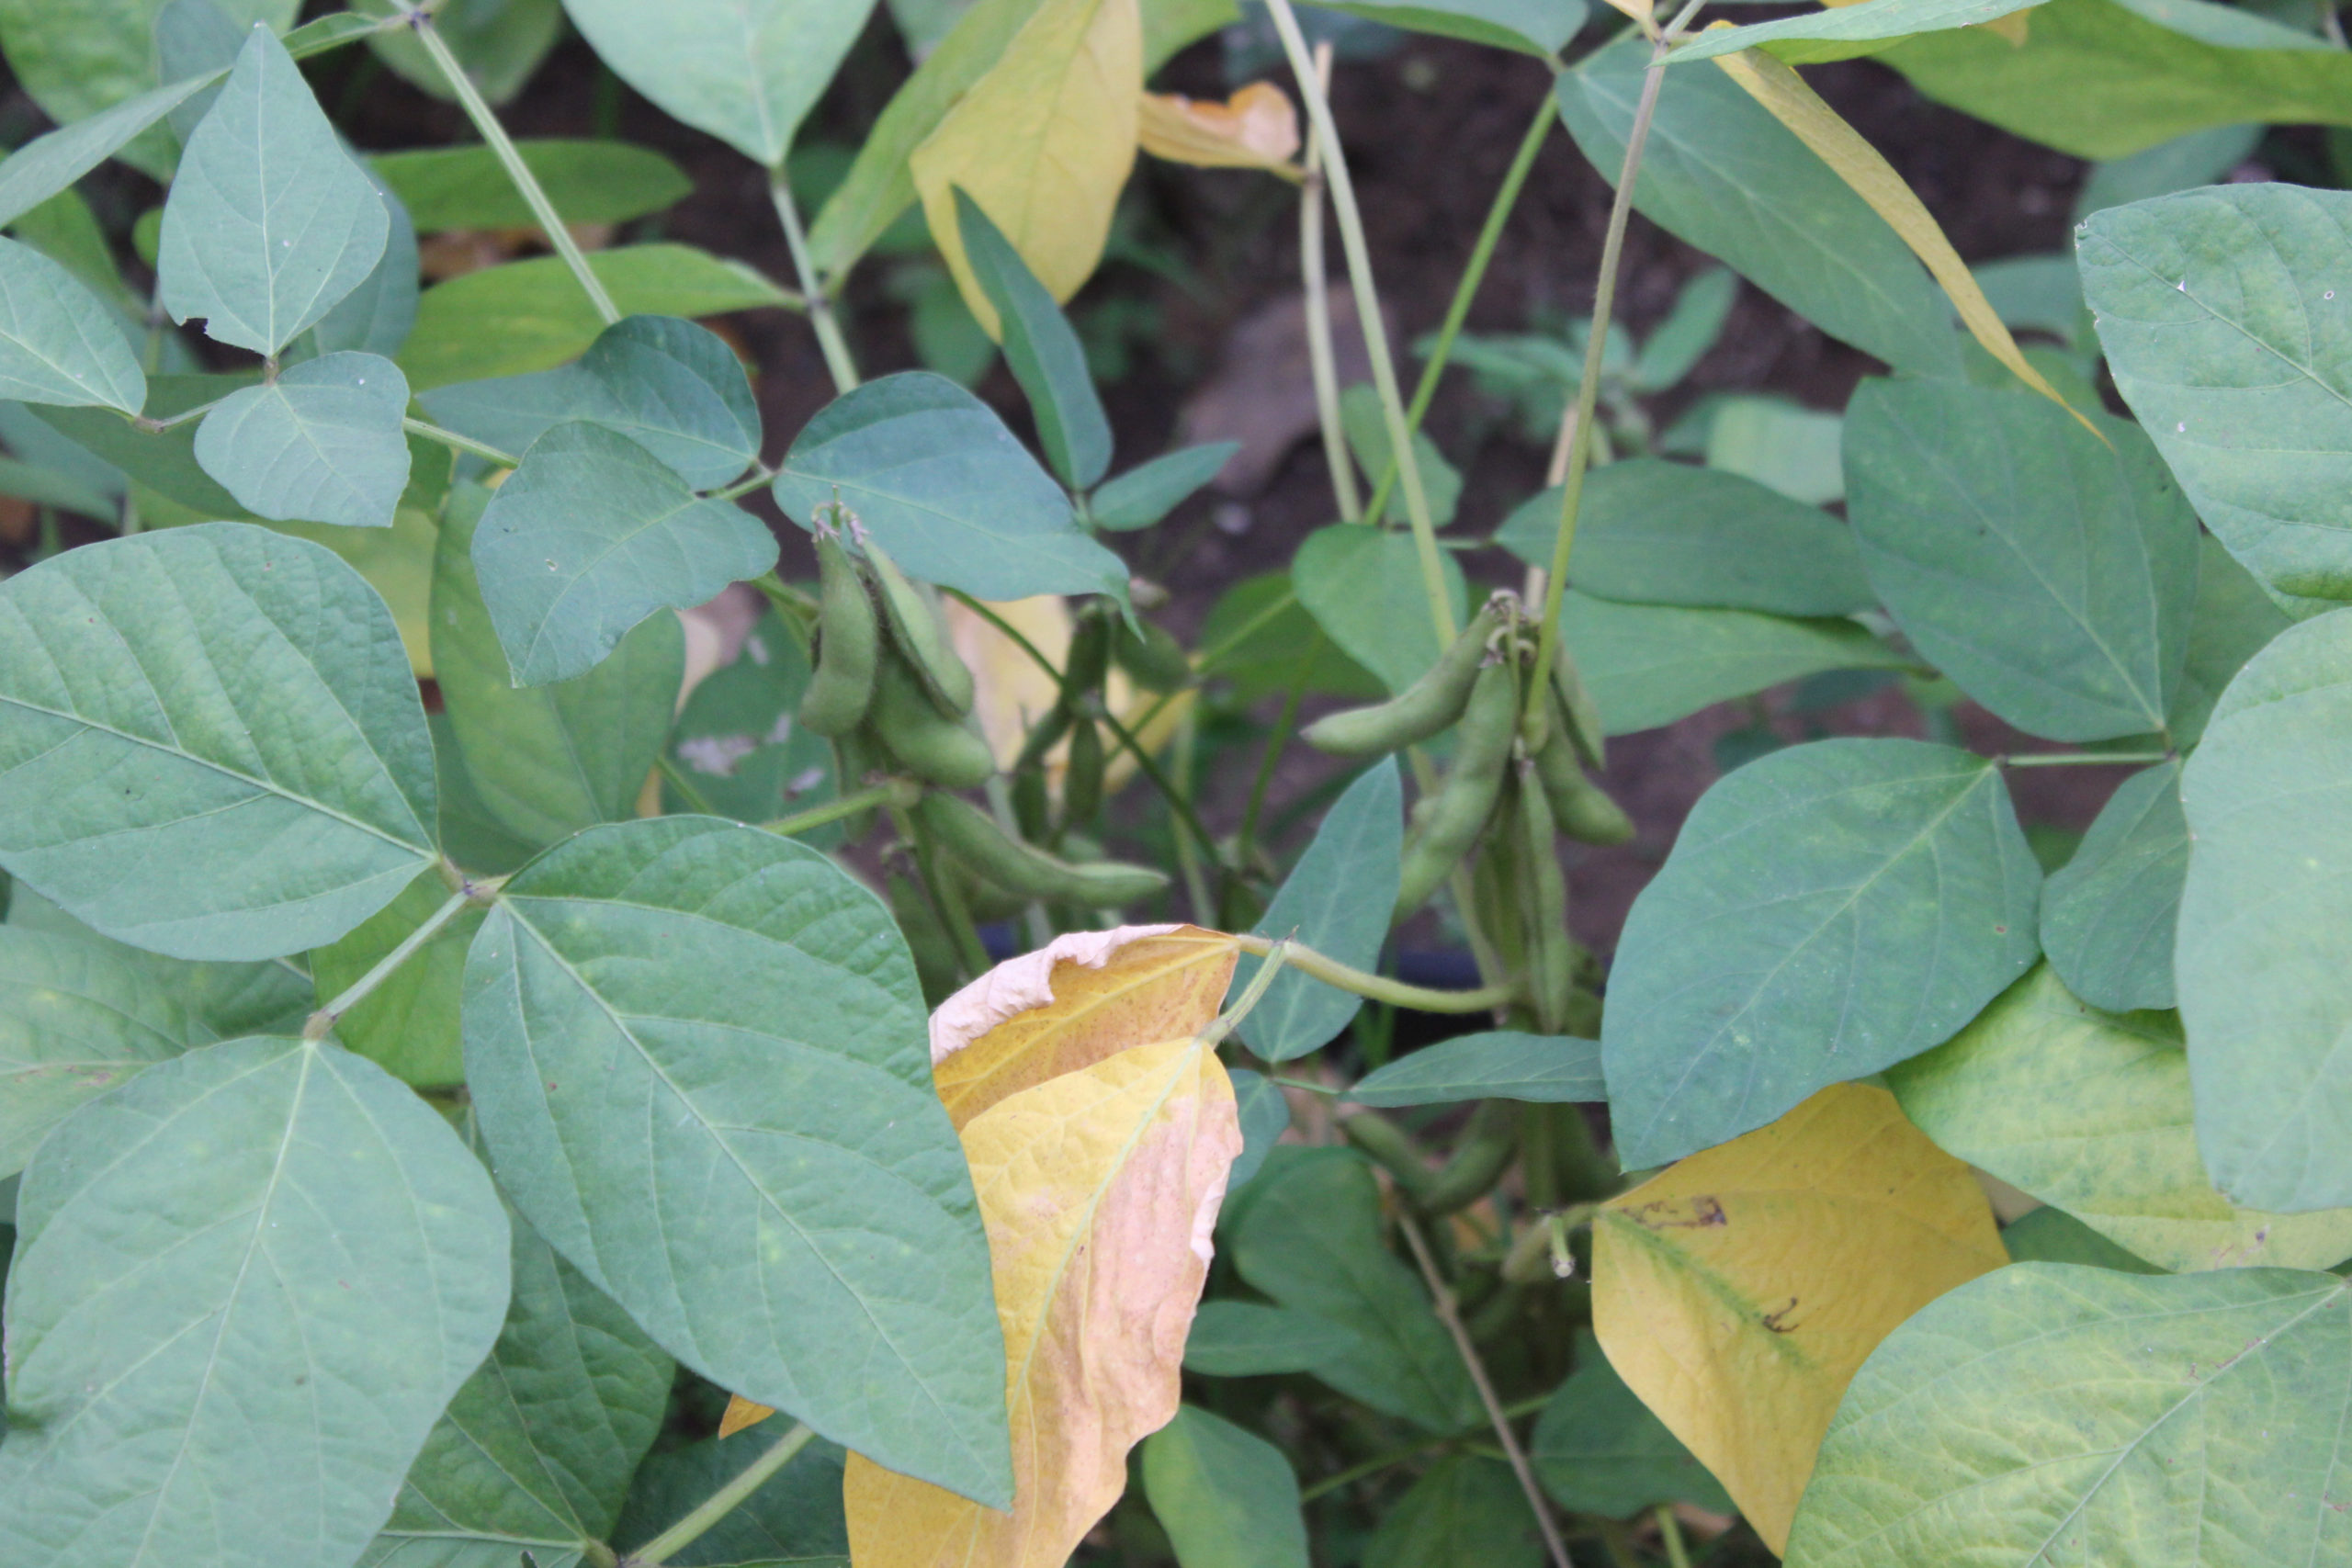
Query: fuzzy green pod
xmin=1112 ymin=618 xmax=1193 ymax=693
xmin=1393 ymin=659 xmax=1517 ymax=919
xmin=797 ymin=535 xmax=880 ymax=737
xmin=864 ymin=538 xmax=976 ymax=716
xmin=1011 ymin=765 xmax=1050 ymax=841
xmin=918 ymin=790 xmax=1168 ymax=908
xmin=1551 ymin=640 xmax=1606 ymax=770
xmin=1060 ymin=717 xmax=1104 ymax=836
xmin=868 ymin=656 xmax=994 ymax=788
xmin=1303 ymin=601 xmax=1506 ymax=758
xmin=1060 ymin=611 xmax=1112 ymax=711
xmin=1531 ymin=718 xmax=1634 ymax=847
xmin=1419 ymin=1101 xmax=1521 ymax=1216
xmin=1516 ymin=766 xmax=1576 ymax=1034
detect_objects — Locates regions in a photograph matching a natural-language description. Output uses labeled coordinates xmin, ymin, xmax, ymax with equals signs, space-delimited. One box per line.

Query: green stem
xmin=302 ymin=886 xmax=480 ymax=1041
xmin=410 ymin=14 xmax=619 ymax=326
xmin=402 ymin=416 xmax=518 ymax=468
xmin=1263 ymin=0 xmax=1455 ymax=648
xmin=1194 ymin=587 xmax=1298 ymax=675
xmin=1203 ymin=940 xmax=1293 ymax=1045
xmin=1298 ymin=42 xmax=1363 ymax=525
xmin=656 ymin=753 xmax=722 ymax=817
xmin=763 ymin=778 xmax=922 ymax=837
xmin=708 ymin=464 xmax=778 ymax=502
xmin=1232 ymin=933 xmax=1514 ymax=1013
xmin=624 ymin=1422 xmax=816 ymax=1568
xmin=1363 ymin=92 xmax=1554 ymax=525
xmin=1656 ymin=1505 xmax=1692 ymax=1568
xmin=136 ymin=394 xmax=230 ymax=433
xmin=2001 ymin=749 xmax=2172 ymax=768
xmin=1526 ymin=35 xmax=1670 ymax=739
xmin=769 ymin=165 xmax=860 ymax=394
xmin=899 ymin=802 xmax=991 ymax=980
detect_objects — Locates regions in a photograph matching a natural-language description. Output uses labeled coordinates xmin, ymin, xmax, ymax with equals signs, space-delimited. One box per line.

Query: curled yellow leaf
xmin=1592 ymin=1083 xmax=2005 ymax=1553
xmin=1709 ymin=46 xmax=2095 ymax=436
xmin=1138 ymin=83 xmax=1302 ymax=177
xmin=845 ymin=1032 xmax=1243 ymax=1566
xmin=913 ymin=0 xmax=1143 ymax=337
xmin=932 ymin=923 xmax=1240 ymax=1127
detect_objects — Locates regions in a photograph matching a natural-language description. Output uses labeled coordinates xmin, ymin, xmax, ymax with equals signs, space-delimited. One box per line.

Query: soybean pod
xmin=1304 ymin=601 xmax=1506 ymax=757
xmin=864 ymin=539 xmax=976 ymax=716
xmin=917 ymin=792 xmax=1169 ymax=908
xmin=1060 ymin=717 xmax=1105 ymax=837
xmin=1394 ymin=659 xmax=1517 ymax=919
xmin=1516 ymin=764 xmax=1575 ymax=1033
xmin=1531 ymin=714 xmax=1634 ymax=846
xmin=868 ymin=656 xmax=996 ymax=789
xmin=797 ymin=534 xmax=879 ymax=737
xmin=1418 ymin=1101 xmax=1521 ymax=1216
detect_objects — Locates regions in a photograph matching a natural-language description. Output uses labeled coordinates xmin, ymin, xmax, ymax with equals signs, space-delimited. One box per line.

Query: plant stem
xmin=137 ymin=394 xmax=230 ymax=433
xmin=1298 ymin=41 xmax=1363 ymax=525
xmin=2001 ymin=749 xmax=2172 ymax=768
xmin=1194 ymin=586 xmax=1298 ymax=675
xmin=769 ymin=164 xmax=860 ymax=394
xmin=763 ymin=777 xmax=922 ymax=837
xmin=1263 ymin=0 xmax=1456 ymax=649
xmin=1204 ymin=940 xmax=1293 ymax=1044
xmin=1397 ymin=1209 xmax=1577 ymax=1568
xmin=1525 ymin=34 xmax=1669 ymax=738
xmin=410 ymin=14 xmax=619 ymax=326
xmin=302 ymin=887 xmax=477 ymax=1041
xmin=401 ymin=416 xmax=519 ymax=468
xmin=624 ymin=1422 xmax=816 ymax=1568
xmin=899 ymin=802 xmax=991 ymax=980
xmin=1656 ymin=1505 xmax=1693 ymax=1568
xmin=655 ymin=753 xmax=722 ymax=817
xmin=1233 ymin=933 xmax=1515 ymax=1013
xmin=1362 ymin=92 xmax=1555 ymax=525
xmin=708 ymin=464 xmax=778 ymax=502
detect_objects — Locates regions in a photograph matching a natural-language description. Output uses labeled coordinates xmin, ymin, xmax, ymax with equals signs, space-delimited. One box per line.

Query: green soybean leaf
xmin=1605 ymin=739 xmax=2041 ymax=1168
xmin=2081 ymin=184 xmax=2352 ymax=612
xmin=1293 ymin=523 xmax=1472 ymax=696
xmin=1142 ymin=1405 xmax=1311 ymax=1568
xmin=1890 ymin=964 xmax=2352 ymax=1273
xmin=1883 ymin=0 xmax=2352 ymax=161
xmin=306 ymin=868 xmax=481 ymax=1089
xmin=192 ymin=350 xmax=411 ymax=529
xmin=1782 ymin=1265 xmax=2352 ymax=1566
xmin=1090 ymin=441 xmax=1236 ymax=530
xmin=472 ymin=422 xmax=777 ymax=687
xmin=662 ymin=607 xmax=840 ymax=834
xmin=1494 ymin=457 xmax=1874 ymax=617
xmin=1363 ymin=1457 xmax=1541 ymax=1568
xmin=157 ymin=25 xmax=389 ymax=355
xmin=1304 ymin=0 xmax=1581 ymax=52
xmin=1668 ymin=0 xmax=2048 ymax=63
xmin=429 ymin=713 xmax=543 ymax=877
xmin=1349 ymin=1032 xmax=1604 ymax=1109
xmin=0 ymin=1034 xmax=510 ymax=1568
xmin=2177 ymin=607 xmax=2352 ymax=1213
xmin=28 ymin=372 xmax=257 ymax=518
xmin=612 ymin=1428 xmax=850 ymax=1568
xmin=1534 ymin=1329 xmax=1735 ymax=1518
xmin=154 ymin=0 xmax=245 ymax=141
xmin=565 ymin=0 xmax=878 ymax=167
xmin=1561 ymin=592 xmax=1908 ymax=737
xmin=1182 ymin=1300 xmax=1362 ymax=1377
xmin=1845 ymin=378 xmax=2199 ymax=741
xmin=0 ymin=75 xmax=223 ymax=228
xmin=2040 ymin=761 xmax=2188 ymax=1011
xmin=2076 ymin=124 xmax=2262 ymax=220
xmin=461 ymin=816 xmax=1011 ymax=1506
xmin=309 ymin=173 xmax=419 ymax=360
xmin=423 ymin=315 xmax=762 ymax=491
xmin=1200 ymin=571 xmax=1385 ymax=704
xmin=401 ymin=244 xmax=793 ymax=390
xmin=1999 ymin=1203 xmax=2165 ymax=1271
xmin=1232 ymin=1147 xmax=1482 ymax=1433
xmin=0 ymin=923 xmax=304 ymax=1175
xmin=1556 ymin=39 xmax=1959 ymax=377
xmin=1235 ymin=758 xmax=1400 ymax=1063
xmin=772 ymin=371 xmax=1127 ymax=603
xmin=0 ymin=524 xmax=437 ymax=961
xmin=956 ymin=189 xmax=1111 ymax=490
xmin=363 ymin=1213 xmax=673 ymax=1568
xmin=1340 ymin=384 xmax=1461 ymax=527
xmin=0 ymin=237 xmax=145 ymax=414
xmin=0 ymin=455 xmax=118 ymax=519
xmin=1226 ymin=1066 xmax=1291 ymax=1192
xmin=371 ymin=139 xmax=692 ymax=232
xmin=360 ymin=0 xmax=560 ymax=105
xmin=2171 ymin=533 xmax=2290 ymax=745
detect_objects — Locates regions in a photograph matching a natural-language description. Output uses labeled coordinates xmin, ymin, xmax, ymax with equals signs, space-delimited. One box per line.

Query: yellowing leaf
xmin=1976 ymin=7 xmax=2030 ymax=40
xmin=718 ymin=1393 xmax=774 ymax=1438
xmin=1138 ymin=83 xmax=1301 ymax=177
xmin=913 ymin=0 xmax=1143 ymax=337
xmin=1592 ymin=1083 xmax=2005 ymax=1553
xmin=932 ymin=924 xmax=1240 ymax=1128
xmin=845 ymin=1033 xmax=1244 ymax=1567
xmin=1710 ymin=48 xmax=2094 ymax=435
xmin=938 ymin=592 xmax=1172 ymax=788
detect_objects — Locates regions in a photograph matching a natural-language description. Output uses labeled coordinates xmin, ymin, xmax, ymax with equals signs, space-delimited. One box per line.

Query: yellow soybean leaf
xmin=912 ymin=0 xmax=1143 ymax=337
xmin=1710 ymin=47 xmax=2094 ymax=436
xmin=1592 ymin=1082 xmax=2005 ymax=1553
xmin=845 ymin=1033 xmax=1244 ymax=1567
xmin=718 ymin=1393 xmax=774 ymax=1438
xmin=932 ymin=924 xmax=1241 ymax=1128
xmin=1138 ymin=83 xmax=1301 ymax=176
